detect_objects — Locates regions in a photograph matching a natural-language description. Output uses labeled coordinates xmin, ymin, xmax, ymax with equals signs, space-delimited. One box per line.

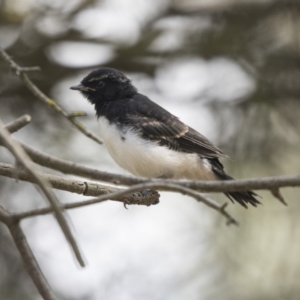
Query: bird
xmin=70 ymin=67 xmax=260 ymax=208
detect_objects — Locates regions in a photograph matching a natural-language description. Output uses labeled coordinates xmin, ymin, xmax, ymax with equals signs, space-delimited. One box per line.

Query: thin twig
xmin=271 ymin=189 xmax=288 ymax=206
xmin=11 ymin=182 xmax=238 ymax=226
xmin=0 ymin=119 xmax=85 ymax=267
xmin=18 ymin=66 xmax=41 ymax=72
xmin=4 ymin=115 xmax=32 ymax=133
xmin=0 ymin=162 xmax=160 ymax=204
xmin=0 ymin=206 xmax=57 ymax=300
xmin=67 ymin=111 xmax=88 ymax=119
xmin=0 ymin=46 xmax=102 ymax=145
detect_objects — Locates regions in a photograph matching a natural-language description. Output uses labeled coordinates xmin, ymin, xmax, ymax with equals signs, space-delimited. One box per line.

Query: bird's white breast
xmin=98 ymin=116 xmax=216 ymax=180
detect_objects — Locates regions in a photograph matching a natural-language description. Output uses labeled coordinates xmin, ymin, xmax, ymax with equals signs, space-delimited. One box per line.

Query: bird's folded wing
xmin=124 ymin=112 xmax=228 ymax=159
xmin=177 ymin=127 xmax=229 ymax=159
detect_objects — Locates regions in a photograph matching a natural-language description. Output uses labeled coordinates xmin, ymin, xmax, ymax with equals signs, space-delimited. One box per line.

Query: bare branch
xmin=11 ymin=181 xmax=238 ymax=225
xmin=9 ymin=223 xmax=58 ymax=300
xmin=0 ymin=46 xmax=102 ymax=145
xmin=19 ymin=141 xmax=300 ymax=194
xmin=177 ymin=175 xmax=300 ymax=194
xmin=17 ymin=66 xmax=41 ymax=72
xmin=0 ymin=162 xmax=160 ymax=204
xmin=0 ymin=119 xmax=85 ymax=267
xmin=4 ymin=115 xmax=32 ymax=134
xmin=0 ymin=206 xmax=57 ymax=300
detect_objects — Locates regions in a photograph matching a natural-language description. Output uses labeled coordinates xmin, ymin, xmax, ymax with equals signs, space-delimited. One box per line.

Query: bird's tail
xmin=224 ymin=183 xmax=260 ymax=208
xmin=209 ymin=159 xmax=261 ymax=208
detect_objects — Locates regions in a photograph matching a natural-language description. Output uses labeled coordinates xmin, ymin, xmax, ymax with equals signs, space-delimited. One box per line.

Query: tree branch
xmin=10 ymin=182 xmax=238 ymax=225
xmin=0 ymin=46 xmax=102 ymax=145
xmin=0 ymin=162 xmax=235 ymax=225
xmin=4 ymin=115 xmax=32 ymax=134
xmin=0 ymin=206 xmax=57 ymax=300
xmin=0 ymin=119 xmax=85 ymax=267
xmin=19 ymin=141 xmax=300 ymax=194
xmin=0 ymin=162 xmax=160 ymax=204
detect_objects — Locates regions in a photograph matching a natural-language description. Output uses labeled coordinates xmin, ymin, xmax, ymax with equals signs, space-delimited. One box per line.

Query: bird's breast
xmin=98 ymin=116 xmax=168 ymax=177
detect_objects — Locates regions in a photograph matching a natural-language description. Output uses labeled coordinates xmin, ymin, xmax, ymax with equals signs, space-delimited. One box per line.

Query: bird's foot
xmin=123 ymin=189 xmax=160 ymax=208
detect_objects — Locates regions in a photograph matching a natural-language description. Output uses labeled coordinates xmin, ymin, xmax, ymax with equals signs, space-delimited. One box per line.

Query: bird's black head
xmin=70 ymin=67 xmax=137 ymax=106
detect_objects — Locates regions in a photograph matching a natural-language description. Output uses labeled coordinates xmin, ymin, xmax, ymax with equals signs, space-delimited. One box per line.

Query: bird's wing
xmin=122 ymin=96 xmax=228 ymax=159
xmin=177 ymin=127 xmax=229 ymax=159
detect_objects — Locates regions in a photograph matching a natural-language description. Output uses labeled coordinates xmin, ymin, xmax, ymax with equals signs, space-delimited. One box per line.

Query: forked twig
xmin=0 ymin=119 xmax=85 ymax=267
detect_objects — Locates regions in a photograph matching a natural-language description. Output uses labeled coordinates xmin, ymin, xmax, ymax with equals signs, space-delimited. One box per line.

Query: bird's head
xmin=70 ymin=67 xmax=137 ymax=105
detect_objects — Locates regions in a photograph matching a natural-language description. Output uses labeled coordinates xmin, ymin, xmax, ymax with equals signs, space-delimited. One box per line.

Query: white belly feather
xmin=98 ymin=117 xmax=216 ymax=180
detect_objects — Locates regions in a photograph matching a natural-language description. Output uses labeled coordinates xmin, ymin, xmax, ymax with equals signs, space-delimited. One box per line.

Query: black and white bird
xmin=71 ymin=67 xmax=260 ymax=208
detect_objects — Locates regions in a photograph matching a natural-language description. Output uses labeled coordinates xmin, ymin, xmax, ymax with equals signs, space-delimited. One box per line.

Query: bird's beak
xmin=70 ymin=84 xmax=85 ymax=91
xmin=70 ymin=84 xmax=96 ymax=92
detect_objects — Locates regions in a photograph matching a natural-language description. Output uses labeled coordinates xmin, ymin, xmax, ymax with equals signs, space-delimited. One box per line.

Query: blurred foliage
xmin=1 ymin=0 xmax=300 ymax=299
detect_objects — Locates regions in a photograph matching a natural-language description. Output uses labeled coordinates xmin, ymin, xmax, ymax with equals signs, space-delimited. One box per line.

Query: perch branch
xmin=19 ymin=141 xmax=300 ymax=194
xmin=0 ymin=162 xmax=160 ymax=205
xmin=0 ymin=46 xmax=102 ymax=145
xmin=10 ymin=182 xmax=238 ymax=226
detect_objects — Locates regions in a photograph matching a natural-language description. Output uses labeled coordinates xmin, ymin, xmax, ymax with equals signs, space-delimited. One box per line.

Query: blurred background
xmin=1 ymin=0 xmax=300 ymax=299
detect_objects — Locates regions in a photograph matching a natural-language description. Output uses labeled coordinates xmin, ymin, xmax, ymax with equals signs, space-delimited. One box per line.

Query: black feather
xmin=208 ymin=158 xmax=261 ymax=208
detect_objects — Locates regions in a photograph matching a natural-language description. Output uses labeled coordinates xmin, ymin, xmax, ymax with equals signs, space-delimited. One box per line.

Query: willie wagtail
xmin=71 ymin=67 xmax=260 ymax=208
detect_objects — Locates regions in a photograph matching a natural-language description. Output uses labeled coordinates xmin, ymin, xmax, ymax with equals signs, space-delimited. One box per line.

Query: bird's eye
xmin=97 ymin=81 xmax=105 ymax=88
